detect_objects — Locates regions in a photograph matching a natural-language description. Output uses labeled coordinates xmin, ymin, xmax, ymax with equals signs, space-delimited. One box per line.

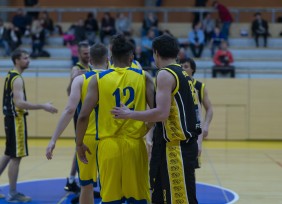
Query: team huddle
xmin=1 ymin=34 xmax=213 ymax=204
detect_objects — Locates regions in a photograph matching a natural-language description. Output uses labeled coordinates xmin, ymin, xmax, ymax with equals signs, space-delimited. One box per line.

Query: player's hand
xmin=202 ymin=126 xmax=209 ymax=138
xmin=111 ymin=103 xmax=132 ymax=119
xmin=197 ymin=138 xmax=202 ymax=157
xmin=43 ymin=102 xmax=58 ymax=114
xmin=76 ymin=143 xmax=91 ymax=164
xmin=46 ymin=140 xmax=55 ymax=160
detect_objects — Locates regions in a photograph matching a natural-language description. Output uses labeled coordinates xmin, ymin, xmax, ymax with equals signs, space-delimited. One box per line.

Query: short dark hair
xmin=11 ymin=49 xmax=29 ymax=65
xmin=90 ymin=43 xmax=108 ymax=65
xmin=78 ymin=41 xmax=90 ymax=52
xmin=179 ymin=57 xmax=196 ymax=76
xmin=111 ymin=34 xmax=134 ymax=63
xmin=152 ymin=34 xmax=179 ymax=59
xmin=254 ymin=12 xmax=261 ymax=17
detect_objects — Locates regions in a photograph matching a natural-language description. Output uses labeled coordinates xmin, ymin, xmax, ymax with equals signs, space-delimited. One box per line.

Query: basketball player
xmin=112 ymin=34 xmax=202 ymax=204
xmin=46 ymin=43 xmax=108 ymax=204
xmin=65 ymin=41 xmax=92 ymax=192
xmin=179 ymin=57 xmax=213 ymax=165
xmin=76 ymin=34 xmax=155 ymax=203
xmin=0 ymin=49 xmax=58 ymax=202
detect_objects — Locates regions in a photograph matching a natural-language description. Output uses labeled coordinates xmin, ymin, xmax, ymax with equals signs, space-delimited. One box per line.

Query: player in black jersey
xmin=0 ymin=49 xmax=57 ymax=202
xmin=112 ymin=34 xmax=202 ymax=204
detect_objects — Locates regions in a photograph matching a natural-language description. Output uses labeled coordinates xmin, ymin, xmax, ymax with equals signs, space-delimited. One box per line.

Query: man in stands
xmin=212 ymin=40 xmax=235 ymax=78
xmin=251 ymin=12 xmax=269 ymax=47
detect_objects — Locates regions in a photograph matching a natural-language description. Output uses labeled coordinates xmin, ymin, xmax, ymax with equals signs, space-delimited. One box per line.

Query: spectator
xmin=202 ymin=12 xmax=216 ymax=44
xmin=6 ymin=23 xmax=22 ymax=52
xmin=115 ymin=13 xmax=131 ymax=35
xmin=12 ymin=8 xmax=31 ymax=37
xmin=210 ymin=26 xmax=224 ymax=56
xmin=177 ymin=47 xmax=188 ymax=62
xmin=74 ymin=19 xmax=87 ymax=43
xmin=212 ymin=40 xmax=235 ymax=78
xmin=141 ymin=29 xmax=155 ymax=64
xmin=24 ymin=0 xmax=39 ymax=20
xmin=142 ymin=12 xmax=159 ymax=37
xmin=30 ymin=20 xmax=46 ymax=58
xmin=188 ymin=22 xmax=205 ymax=58
xmin=84 ymin=12 xmax=99 ymax=44
xmin=0 ymin=19 xmax=11 ymax=56
xmin=134 ymin=45 xmax=150 ymax=67
xmin=194 ymin=0 xmax=208 ymax=24
xmin=212 ymin=0 xmax=233 ymax=41
xmin=40 ymin=11 xmax=54 ymax=36
xmin=66 ymin=40 xmax=79 ymax=66
xmin=100 ymin=12 xmax=116 ymax=44
xmin=251 ymin=12 xmax=269 ymax=47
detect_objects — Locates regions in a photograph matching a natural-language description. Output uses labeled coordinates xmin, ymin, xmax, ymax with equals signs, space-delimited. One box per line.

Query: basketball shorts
xmin=97 ymin=137 xmax=150 ymax=203
xmin=77 ymin=135 xmax=98 ymax=186
xmin=150 ymin=138 xmax=199 ymax=204
xmin=4 ymin=115 xmax=28 ymax=158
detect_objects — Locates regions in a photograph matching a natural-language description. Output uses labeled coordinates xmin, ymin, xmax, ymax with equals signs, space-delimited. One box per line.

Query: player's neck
xmin=14 ymin=66 xmax=23 ymax=74
xmin=158 ymin=59 xmax=177 ymax=68
xmin=79 ymin=61 xmax=89 ymax=68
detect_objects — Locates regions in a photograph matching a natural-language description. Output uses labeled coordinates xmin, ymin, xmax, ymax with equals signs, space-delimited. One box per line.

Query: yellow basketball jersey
xmin=108 ymin=59 xmax=141 ymax=69
xmin=97 ymin=67 xmax=147 ymax=139
xmin=80 ymin=70 xmax=100 ymax=136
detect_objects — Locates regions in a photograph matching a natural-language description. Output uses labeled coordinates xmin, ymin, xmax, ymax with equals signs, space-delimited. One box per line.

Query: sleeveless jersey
xmin=97 ymin=67 xmax=147 ymax=139
xmin=108 ymin=59 xmax=141 ymax=69
xmin=76 ymin=62 xmax=92 ymax=72
xmin=3 ymin=70 xmax=27 ymax=116
xmin=78 ymin=70 xmax=101 ymax=137
xmin=193 ymin=79 xmax=205 ymax=105
xmin=155 ymin=64 xmax=202 ymax=142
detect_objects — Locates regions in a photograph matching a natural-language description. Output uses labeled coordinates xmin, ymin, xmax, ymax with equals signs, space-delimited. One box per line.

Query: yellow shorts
xmin=97 ymin=137 xmax=150 ymax=203
xmin=76 ymin=135 xmax=98 ymax=186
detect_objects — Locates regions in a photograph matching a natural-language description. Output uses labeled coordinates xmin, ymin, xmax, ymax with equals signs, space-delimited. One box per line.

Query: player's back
xmin=97 ymin=67 xmax=147 ymax=139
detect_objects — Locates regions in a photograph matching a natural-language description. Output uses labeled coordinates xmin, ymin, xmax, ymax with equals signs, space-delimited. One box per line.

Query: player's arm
xmin=202 ymin=87 xmax=213 ymax=138
xmin=46 ymin=76 xmax=83 ymax=160
xmin=76 ymin=76 xmax=99 ymax=164
xmin=66 ymin=66 xmax=85 ymax=95
xmin=13 ymin=77 xmax=57 ymax=113
xmin=112 ymin=70 xmax=173 ymax=122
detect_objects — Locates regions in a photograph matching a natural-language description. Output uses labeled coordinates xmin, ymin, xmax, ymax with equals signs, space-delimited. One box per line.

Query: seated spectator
xmin=84 ymin=12 xmax=99 ymax=45
xmin=100 ymin=12 xmax=116 ymax=44
xmin=40 ymin=11 xmax=54 ymax=36
xmin=74 ymin=19 xmax=87 ymax=43
xmin=6 ymin=23 xmax=22 ymax=52
xmin=30 ymin=20 xmax=46 ymax=58
xmin=210 ymin=26 xmax=224 ymax=56
xmin=212 ymin=40 xmax=235 ymax=78
xmin=115 ymin=13 xmax=131 ymax=35
xmin=202 ymin=12 xmax=216 ymax=44
xmin=141 ymin=29 xmax=155 ymax=64
xmin=142 ymin=12 xmax=159 ymax=37
xmin=134 ymin=45 xmax=150 ymax=67
xmin=0 ymin=19 xmax=11 ymax=56
xmin=188 ymin=22 xmax=205 ymax=58
xmin=177 ymin=47 xmax=188 ymax=62
xmin=66 ymin=40 xmax=79 ymax=66
xmin=251 ymin=12 xmax=269 ymax=47
xmin=12 ymin=8 xmax=31 ymax=37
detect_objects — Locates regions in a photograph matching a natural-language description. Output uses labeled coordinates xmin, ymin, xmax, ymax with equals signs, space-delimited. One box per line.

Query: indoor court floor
xmin=0 ymin=139 xmax=281 ymax=204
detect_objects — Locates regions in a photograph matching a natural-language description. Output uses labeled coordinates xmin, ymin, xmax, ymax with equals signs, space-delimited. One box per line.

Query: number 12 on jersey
xmin=112 ymin=86 xmax=135 ymax=110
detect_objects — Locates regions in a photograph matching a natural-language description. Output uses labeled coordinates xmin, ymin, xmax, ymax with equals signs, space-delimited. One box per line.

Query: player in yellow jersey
xmin=46 ymin=43 xmax=108 ymax=204
xmin=108 ymin=36 xmax=143 ymax=70
xmin=65 ymin=41 xmax=92 ymax=192
xmin=180 ymin=57 xmax=213 ymax=167
xmin=112 ymin=35 xmax=202 ymax=204
xmin=76 ymin=34 xmax=155 ymax=203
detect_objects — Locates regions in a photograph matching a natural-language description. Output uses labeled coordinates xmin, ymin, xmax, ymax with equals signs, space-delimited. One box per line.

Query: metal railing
xmin=1 ymin=7 xmax=282 ymax=22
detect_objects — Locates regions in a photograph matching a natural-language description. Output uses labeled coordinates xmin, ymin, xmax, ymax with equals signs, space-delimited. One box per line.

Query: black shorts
xmin=4 ymin=115 xmax=28 ymax=158
xmin=150 ymin=138 xmax=198 ymax=204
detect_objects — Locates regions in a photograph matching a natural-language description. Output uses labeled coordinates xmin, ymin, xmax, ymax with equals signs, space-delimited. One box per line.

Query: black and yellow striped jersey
xmin=75 ymin=62 xmax=92 ymax=72
xmin=155 ymin=64 xmax=202 ymax=143
xmin=193 ymin=79 xmax=205 ymax=105
xmin=2 ymin=70 xmax=27 ymax=116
